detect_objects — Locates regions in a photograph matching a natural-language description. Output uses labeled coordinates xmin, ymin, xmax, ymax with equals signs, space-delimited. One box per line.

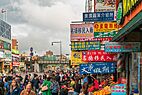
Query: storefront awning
xmin=112 ymin=11 xmax=142 ymax=41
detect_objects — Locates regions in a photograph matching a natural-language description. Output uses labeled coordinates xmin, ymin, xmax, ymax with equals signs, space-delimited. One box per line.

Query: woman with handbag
xmin=41 ymin=77 xmax=52 ymax=95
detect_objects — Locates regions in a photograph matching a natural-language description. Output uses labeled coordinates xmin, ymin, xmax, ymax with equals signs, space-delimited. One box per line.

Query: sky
xmin=0 ymin=0 xmax=85 ymax=55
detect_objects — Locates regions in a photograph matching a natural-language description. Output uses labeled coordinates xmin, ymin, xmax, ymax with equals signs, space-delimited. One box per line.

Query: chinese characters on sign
xmin=71 ymin=51 xmax=82 ymax=65
xmin=80 ymin=62 xmax=116 ymax=74
xmin=71 ymin=41 xmax=100 ymax=50
xmin=83 ymin=11 xmax=115 ymax=22
xmin=70 ymin=24 xmax=94 ymax=41
xmin=95 ymin=0 xmax=116 ymax=12
xmin=94 ymin=22 xmax=118 ymax=32
xmin=111 ymin=84 xmax=126 ymax=95
xmin=105 ymin=42 xmax=141 ymax=52
xmin=82 ymin=50 xmax=117 ymax=62
xmin=94 ymin=31 xmax=117 ymax=38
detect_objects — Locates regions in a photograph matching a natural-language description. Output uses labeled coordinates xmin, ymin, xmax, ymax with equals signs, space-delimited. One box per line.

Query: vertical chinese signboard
xmin=71 ymin=51 xmax=82 ymax=65
xmin=82 ymin=50 xmax=117 ymax=62
xmin=70 ymin=23 xmax=94 ymax=41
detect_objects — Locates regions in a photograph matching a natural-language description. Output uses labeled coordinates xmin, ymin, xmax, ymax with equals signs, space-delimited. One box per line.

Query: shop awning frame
xmin=112 ymin=11 xmax=142 ymax=41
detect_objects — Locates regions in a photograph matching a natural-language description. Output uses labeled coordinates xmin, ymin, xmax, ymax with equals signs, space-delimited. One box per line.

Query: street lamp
xmin=51 ymin=41 xmax=62 ymax=64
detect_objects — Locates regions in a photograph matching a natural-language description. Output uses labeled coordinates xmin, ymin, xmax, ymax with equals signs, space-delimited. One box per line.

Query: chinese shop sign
xmin=105 ymin=42 xmax=140 ymax=52
xmin=80 ymin=62 xmax=116 ymax=74
xmin=83 ymin=11 xmax=115 ymax=22
xmin=94 ymin=22 xmax=118 ymax=32
xmin=82 ymin=50 xmax=117 ymax=62
xmin=94 ymin=31 xmax=117 ymax=38
xmin=95 ymin=0 xmax=116 ymax=12
xmin=111 ymin=84 xmax=126 ymax=95
xmin=71 ymin=41 xmax=100 ymax=50
xmin=70 ymin=23 xmax=94 ymax=41
xmin=71 ymin=51 xmax=82 ymax=65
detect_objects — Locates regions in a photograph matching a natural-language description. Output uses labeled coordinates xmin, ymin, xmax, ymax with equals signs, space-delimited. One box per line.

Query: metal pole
xmin=60 ymin=41 xmax=62 ymax=64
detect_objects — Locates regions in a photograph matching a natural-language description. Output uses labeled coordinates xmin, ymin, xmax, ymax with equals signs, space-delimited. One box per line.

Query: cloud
xmin=2 ymin=0 xmax=84 ymax=55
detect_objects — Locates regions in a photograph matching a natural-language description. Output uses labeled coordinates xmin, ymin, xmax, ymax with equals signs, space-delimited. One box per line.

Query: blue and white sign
xmin=80 ymin=62 xmax=116 ymax=74
xmin=83 ymin=11 xmax=115 ymax=22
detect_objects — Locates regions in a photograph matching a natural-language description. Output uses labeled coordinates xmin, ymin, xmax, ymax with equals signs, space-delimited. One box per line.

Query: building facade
xmin=113 ymin=0 xmax=142 ymax=94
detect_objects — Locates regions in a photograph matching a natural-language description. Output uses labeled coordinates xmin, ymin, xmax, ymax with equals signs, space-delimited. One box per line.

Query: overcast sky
xmin=0 ymin=0 xmax=85 ymax=55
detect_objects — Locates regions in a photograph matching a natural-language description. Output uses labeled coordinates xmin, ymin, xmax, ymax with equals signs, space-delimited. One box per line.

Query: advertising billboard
xmin=95 ymin=0 xmax=116 ymax=12
xmin=105 ymin=42 xmax=141 ymax=52
xmin=71 ymin=51 xmax=82 ymax=65
xmin=94 ymin=22 xmax=118 ymax=32
xmin=70 ymin=23 xmax=94 ymax=41
xmin=0 ymin=19 xmax=11 ymax=40
xmin=83 ymin=11 xmax=115 ymax=22
xmin=82 ymin=50 xmax=117 ymax=62
xmin=71 ymin=41 xmax=100 ymax=50
xmin=80 ymin=62 xmax=116 ymax=74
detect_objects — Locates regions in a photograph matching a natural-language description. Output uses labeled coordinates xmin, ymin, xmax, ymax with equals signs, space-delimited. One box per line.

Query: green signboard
xmin=71 ymin=41 xmax=100 ymax=50
xmin=117 ymin=2 xmax=123 ymax=24
xmin=94 ymin=31 xmax=117 ymax=38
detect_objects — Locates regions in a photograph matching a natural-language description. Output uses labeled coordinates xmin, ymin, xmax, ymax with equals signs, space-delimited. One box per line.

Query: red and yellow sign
xmin=94 ymin=22 xmax=118 ymax=32
xmin=71 ymin=51 xmax=82 ymax=65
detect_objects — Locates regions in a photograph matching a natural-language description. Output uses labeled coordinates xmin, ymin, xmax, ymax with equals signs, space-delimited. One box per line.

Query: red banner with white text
xmin=82 ymin=50 xmax=117 ymax=62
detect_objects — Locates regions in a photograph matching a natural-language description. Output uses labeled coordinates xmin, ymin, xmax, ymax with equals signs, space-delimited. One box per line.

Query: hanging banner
xmin=80 ymin=62 xmax=116 ymax=74
xmin=70 ymin=23 xmax=94 ymax=41
xmin=94 ymin=31 xmax=117 ymax=38
xmin=71 ymin=51 xmax=82 ymax=65
xmin=83 ymin=11 xmax=115 ymax=22
xmin=111 ymin=84 xmax=126 ymax=95
xmin=105 ymin=42 xmax=141 ymax=52
xmin=94 ymin=22 xmax=118 ymax=32
xmin=82 ymin=50 xmax=117 ymax=62
xmin=95 ymin=0 xmax=116 ymax=12
xmin=71 ymin=41 xmax=100 ymax=50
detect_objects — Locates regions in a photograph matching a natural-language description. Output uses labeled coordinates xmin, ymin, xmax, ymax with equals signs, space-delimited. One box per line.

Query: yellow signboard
xmin=71 ymin=51 xmax=82 ymax=65
xmin=94 ymin=22 xmax=118 ymax=32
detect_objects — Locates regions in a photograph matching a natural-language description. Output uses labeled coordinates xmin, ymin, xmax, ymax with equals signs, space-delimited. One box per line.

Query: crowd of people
xmin=0 ymin=70 xmax=114 ymax=95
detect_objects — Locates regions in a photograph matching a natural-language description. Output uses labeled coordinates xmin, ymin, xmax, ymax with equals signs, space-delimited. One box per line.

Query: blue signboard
xmin=83 ymin=11 xmax=115 ymax=22
xmin=105 ymin=42 xmax=140 ymax=52
xmin=80 ymin=62 xmax=116 ymax=74
xmin=111 ymin=84 xmax=126 ymax=95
